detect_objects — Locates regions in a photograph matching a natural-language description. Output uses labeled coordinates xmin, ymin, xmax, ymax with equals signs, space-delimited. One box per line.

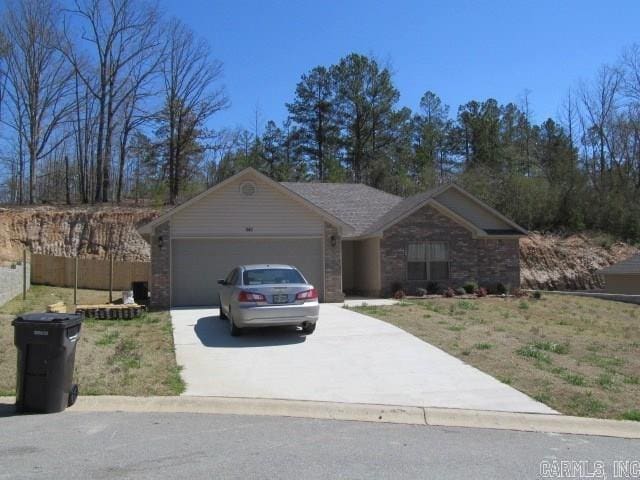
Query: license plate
xmin=272 ymin=294 xmax=288 ymax=304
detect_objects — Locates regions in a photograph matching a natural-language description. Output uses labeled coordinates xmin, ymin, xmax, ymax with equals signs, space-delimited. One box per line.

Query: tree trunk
xmin=64 ymin=155 xmax=71 ymax=204
xmin=116 ymin=128 xmax=130 ymax=203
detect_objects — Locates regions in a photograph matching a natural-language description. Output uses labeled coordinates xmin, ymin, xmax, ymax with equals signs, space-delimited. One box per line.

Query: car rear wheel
xmin=218 ymin=296 xmax=227 ymax=320
xmin=229 ymin=311 xmax=243 ymax=336
xmin=301 ymin=322 xmax=316 ymax=335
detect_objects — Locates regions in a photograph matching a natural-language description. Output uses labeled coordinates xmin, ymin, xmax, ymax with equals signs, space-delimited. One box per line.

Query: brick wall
xmin=379 ymin=204 xmax=520 ymax=295
xmin=324 ymin=223 xmax=344 ymax=302
xmin=150 ymin=221 xmax=170 ymax=309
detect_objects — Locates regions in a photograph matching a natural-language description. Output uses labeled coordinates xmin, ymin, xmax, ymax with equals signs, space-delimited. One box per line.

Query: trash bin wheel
xmin=68 ymin=384 xmax=79 ymax=407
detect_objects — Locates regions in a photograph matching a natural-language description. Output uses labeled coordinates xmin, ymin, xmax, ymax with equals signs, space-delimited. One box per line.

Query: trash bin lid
xmin=12 ymin=313 xmax=83 ymax=327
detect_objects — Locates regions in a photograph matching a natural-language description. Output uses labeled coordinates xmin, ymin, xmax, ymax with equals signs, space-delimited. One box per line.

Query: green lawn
xmin=0 ymin=286 xmax=184 ymax=396
xmin=353 ymin=294 xmax=640 ymax=420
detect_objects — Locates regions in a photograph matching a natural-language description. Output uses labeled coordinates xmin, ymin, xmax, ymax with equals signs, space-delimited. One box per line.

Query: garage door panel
xmin=172 ymin=238 xmax=323 ymax=306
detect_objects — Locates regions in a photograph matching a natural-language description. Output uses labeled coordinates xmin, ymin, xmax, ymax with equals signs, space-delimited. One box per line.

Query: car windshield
xmin=243 ymin=268 xmax=305 ymax=285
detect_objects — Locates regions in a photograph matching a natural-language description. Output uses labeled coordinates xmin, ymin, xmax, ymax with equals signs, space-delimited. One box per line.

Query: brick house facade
xmin=380 ymin=205 xmax=520 ymax=296
xmin=140 ymin=168 xmax=525 ymax=307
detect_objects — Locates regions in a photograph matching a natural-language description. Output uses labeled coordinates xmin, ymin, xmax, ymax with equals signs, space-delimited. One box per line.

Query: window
xmin=243 ymin=268 xmax=306 ymax=286
xmin=226 ymin=269 xmax=239 ymax=285
xmin=407 ymin=242 xmax=449 ymax=281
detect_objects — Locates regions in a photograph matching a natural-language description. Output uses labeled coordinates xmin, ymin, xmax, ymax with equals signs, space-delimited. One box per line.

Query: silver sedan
xmin=217 ymin=264 xmax=319 ymax=336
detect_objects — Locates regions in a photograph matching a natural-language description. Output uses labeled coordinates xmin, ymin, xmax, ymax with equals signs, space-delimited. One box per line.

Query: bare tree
xmin=579 ymin=65 xmax=622 ymax=183
xmin=2 ymin=0 xmax=74 ymax=204
xmin=64 ymin=0 xmax=161 ymax=202
xmin=559 ymin=88 xmax=578 ymax=149
xmin=159 ymin=18 xmax=228 ymax=204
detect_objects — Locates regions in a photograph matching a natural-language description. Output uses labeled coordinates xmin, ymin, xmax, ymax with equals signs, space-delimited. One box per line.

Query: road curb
xmin=1 ymin=395 xmax=638 ymax=438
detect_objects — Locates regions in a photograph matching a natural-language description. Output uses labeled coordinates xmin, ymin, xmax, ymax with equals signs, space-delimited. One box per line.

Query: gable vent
xmin=240 ymin=181 xmax=256 ymax=197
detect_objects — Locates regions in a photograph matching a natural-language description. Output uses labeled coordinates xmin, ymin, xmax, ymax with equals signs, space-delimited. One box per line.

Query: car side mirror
xmin=217 ymin=279 xmax=226 ymax=285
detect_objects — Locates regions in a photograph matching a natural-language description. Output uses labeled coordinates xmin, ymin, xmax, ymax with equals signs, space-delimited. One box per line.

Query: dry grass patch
xmin=353 ymin=295 xmax=640 ymax=420
xmin=0 ymin=286 xmax=184 ymax=396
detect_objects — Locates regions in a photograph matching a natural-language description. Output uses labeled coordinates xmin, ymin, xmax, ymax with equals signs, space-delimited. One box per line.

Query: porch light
xmin=330 ymin=235 xmax=337 ymax=247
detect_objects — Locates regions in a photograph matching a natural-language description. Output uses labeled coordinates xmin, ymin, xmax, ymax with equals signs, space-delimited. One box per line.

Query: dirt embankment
xmin=0 ymin=206 xmax=161 ymax=263
xmin=520 ymin=233 xmax=639 ymax=290
xmin=0 ymin=206 xmax=637 ymax=290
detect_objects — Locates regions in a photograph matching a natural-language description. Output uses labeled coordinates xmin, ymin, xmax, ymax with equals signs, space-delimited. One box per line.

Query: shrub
xmin=516 ymin=345 xmax=551 ymax=363
xmin=415 ymin=287 xmax=427 ymax=297
xmin=496 ymin=282 xmax=508 ymax=295
xmin=393 ymin=290 xmax=406 ymax=300
xmin=476 ymin=287 xmax=488 ymax=298
xmin=463 ymin=281 xmax=478 ymax=294
xmin=454 ymin=287 xmax=466 ymax=296
xmin=511 ymin=287 xmax=528 ymax=298
xmin=426 ymin=281 xmax=440 ymax=294
xmin=621 ymin=410 xmax=640 ymax=421
xmin=443 ymin=287 xmax=455 ymax=298
xmin=533 ymin=290 xmax=542 ymax=300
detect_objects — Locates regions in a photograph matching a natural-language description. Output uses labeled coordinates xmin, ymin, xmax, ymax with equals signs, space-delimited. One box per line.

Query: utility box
xmin=12 ymin=313 xmax=83 ymax=413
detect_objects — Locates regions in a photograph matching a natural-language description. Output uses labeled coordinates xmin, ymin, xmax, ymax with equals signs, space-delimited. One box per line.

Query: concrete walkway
xmin=170 ymin=304 xmax=556 ymax=414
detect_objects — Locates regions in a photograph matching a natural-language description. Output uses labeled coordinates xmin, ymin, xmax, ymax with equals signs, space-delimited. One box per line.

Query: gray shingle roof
xmin=281 ymin=182 xmax=402 ymax=237
xmin=359 ymin=188 xmax=441 ymax=236
xmin=598 ymin=254 xmax=640 ymax=275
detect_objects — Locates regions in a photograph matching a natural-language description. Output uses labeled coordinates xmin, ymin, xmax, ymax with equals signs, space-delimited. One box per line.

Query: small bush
xmin=415 ymin=287 xmax=427 ymax=297
xmin=426 ymin=281 xmax=440 ymax=294
xmin=393 ymin=290 xmax=406 ymax=300
xmin=454 ymin=287 xmax=466 ymax=296
xmin=457 ymin=300 xmax=477 ymax=310
xmin=533 ymin=290 xmax=542 ymax=300
xmin=443 ymin=287 xmax=455 ymax=298
xmin=476 ymin=287 xmax=488 ymax=298
xmin=516 ymin=345 xmax=551 ymax=363
xmin=463 ymin=281 xmax=478 ymax=294
xmin=496 ymin=283 xmax=508 ymax=295
xmin=534 ymin=341 xmax=569 ymax=354
xmin=621 ymin=410 xmax=640 ymax=421
xmin=511 ymin=288 xmax=527 ymax=298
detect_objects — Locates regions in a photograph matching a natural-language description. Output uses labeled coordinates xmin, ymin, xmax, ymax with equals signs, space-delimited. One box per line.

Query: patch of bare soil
xmin=520 ymin=232 xmax=639 ymax=290
xmin=0 ymin=205 xmax=161 ymax=263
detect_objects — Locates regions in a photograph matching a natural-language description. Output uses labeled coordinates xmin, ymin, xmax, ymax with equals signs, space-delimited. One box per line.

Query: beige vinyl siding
xmin=171 ymin=177 xmax=324 ymax=238
xmin=435 ymin=188 xmax=511 ymax=230
xmin=604 ymin=274 xmax=640 ymax=295
xmin=353 ymin=238 xmax=381 ymax=295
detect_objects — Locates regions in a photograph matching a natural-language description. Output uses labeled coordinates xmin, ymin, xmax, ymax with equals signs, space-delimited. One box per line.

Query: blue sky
xmin=161 ymin=0 xmax=640 ymax=133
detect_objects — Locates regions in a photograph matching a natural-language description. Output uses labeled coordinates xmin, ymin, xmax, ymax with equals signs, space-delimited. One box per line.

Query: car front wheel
xmin=218 ymin=296 xmax=227 ymax=320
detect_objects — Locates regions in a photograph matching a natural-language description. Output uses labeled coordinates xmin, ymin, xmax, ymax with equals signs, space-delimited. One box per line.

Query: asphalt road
xmin=0 ymin=412 xmax=638 ymax=479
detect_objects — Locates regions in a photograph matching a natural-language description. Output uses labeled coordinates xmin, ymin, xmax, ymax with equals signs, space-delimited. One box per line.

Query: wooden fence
xmin=31 ymin=254 xmax=149 ymax=290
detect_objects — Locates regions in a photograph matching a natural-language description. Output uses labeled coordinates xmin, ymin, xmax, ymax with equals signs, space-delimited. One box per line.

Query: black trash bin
xmin=12 ymin=313 xmax=83 ymax=413
xmin=132 ymin=281 xmax=149 ymax=303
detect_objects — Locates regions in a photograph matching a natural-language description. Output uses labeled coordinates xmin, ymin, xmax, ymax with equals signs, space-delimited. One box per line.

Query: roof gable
xmin=138 ymin=168 xmax=354 ymax=235
xmin=360 ymin=184 xmax=526 ymax=238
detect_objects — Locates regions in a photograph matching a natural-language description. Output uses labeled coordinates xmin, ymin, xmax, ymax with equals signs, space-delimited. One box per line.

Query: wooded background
xmin=1 ymin=0 xmax=639 ymax=242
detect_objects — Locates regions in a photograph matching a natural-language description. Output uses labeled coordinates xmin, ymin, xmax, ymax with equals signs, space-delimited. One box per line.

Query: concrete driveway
xmin=170 ymin=305 xmax=556 ymax=414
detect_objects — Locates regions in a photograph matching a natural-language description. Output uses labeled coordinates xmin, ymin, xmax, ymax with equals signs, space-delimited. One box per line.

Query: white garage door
xmin=171 ymin=238 xmax=324 ymax=306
